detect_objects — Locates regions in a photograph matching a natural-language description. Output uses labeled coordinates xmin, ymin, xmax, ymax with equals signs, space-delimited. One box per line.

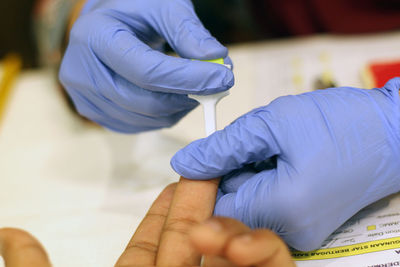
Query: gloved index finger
xmin=89 ymin=17 xmax=234 ymax=95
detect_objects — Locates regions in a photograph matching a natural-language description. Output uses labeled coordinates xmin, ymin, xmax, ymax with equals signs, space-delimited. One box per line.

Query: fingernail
xmin=204 ymin=219 xmax=222 ymax=232
xmin=235 ymin=234 xmax=253 ymax=244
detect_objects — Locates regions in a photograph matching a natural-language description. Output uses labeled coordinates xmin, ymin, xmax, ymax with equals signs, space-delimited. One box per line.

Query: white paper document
xmin=293 ymin=193 xmax=400 ymax=266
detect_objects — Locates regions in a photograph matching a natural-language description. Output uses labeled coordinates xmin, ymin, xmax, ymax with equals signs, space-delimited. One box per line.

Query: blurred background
xmin=1 ymin=1 xmax=400 ymax=266
xmin=0 ymin=0 xmax=37 ymax=68
xmin=3 ymin=0 xmax=400 ymax=67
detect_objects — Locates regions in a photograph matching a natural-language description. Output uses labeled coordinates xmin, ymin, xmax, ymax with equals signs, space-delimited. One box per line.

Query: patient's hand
xmin=116 ymin=178 xmax=295 ymax=267
xmin=0 ymin=179 xmax=294 ymax=267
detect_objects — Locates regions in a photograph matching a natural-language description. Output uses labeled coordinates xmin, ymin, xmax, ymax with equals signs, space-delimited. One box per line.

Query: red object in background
xmin=251 ymin=0 xmax=400 ymax=36
xmin=365 ymin=60 xmax=400 ymax=88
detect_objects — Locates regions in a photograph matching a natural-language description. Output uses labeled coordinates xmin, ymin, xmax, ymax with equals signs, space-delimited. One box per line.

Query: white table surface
xmin=1 ymin=31 xmax=400 ymax=266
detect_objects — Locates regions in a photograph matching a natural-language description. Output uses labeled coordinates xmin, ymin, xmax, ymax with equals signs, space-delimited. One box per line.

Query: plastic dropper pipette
xmin=189 ymin=59 xmax=232 ymax=136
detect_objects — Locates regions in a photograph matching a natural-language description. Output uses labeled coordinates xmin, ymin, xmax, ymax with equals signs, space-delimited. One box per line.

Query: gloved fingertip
xmin=170 ymin=150 xmax=203 ymax=179
xmin=222 ymin=68 xmax=235 ymax=88
xmin=173 ymin=20 xmax=228 ymax=60
xmin=171 ymin=136 xmax=232 ymax=179
xmin=193 ymin=38 xmax=228 ymax=60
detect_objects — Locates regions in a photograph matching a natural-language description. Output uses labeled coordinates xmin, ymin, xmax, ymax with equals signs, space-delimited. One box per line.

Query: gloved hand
xmin=171 ymin=78 xmax=400 ymax=251
xmin=59 ymin=0 xmax=233 ymax=133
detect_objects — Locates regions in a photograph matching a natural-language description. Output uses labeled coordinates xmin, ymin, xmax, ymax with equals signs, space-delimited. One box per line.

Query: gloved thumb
xmin=170 ymin=107 xmax=281 ymax=179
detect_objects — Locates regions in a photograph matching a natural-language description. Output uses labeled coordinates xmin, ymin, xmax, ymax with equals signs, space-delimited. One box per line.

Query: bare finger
xmin=156 ymin=177 xmax=219 ymax=266
xmin=190 ymin=217 xmax=294 ymax=267
xmin=190 ymin=217 xmax=250 ymax=256
xmin=0 ymin=228 xmax=51 ymax=267
xmin=115 ymin=183 xmax=177 ymax=267
xmin=226 ymin=230 xmax=295 ymax=267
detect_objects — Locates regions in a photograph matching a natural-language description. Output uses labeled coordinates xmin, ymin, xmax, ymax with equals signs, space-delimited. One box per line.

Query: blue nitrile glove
xmin=171 ymin=78 xmax=400 ymax=251
xmin=59 ymin=0 xmax=234 ymax=133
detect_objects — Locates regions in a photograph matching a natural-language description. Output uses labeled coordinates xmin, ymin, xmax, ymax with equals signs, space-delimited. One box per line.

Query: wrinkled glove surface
xmin=59 ymin=0 xmax=233 ymax=133
xmin=171 ymin=78 xmax=400 ymax=251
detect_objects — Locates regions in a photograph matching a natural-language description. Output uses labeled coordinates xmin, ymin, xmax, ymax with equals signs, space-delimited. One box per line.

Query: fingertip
xmin=222 ymin=67 xmax=234 ymax=90
xmin=189 ymin=220 xmax=225 ymax=255
xmin=0 ymin=228 xmax=45 ymax=249
xmin=170 ymin=151 xmax=192 ymax=178
xmin=226 ymin=230 xmax=292 ymax=266
xmin=159 ymin=182 xmax=178 ymax=199
xmin=225 ymin=233 xmax=255 ymax=265
xmin=190 ymin=217 xmax=250 ymax=257
xmin=199 ymin=39 xmax=228 ymax=59
xmin=170 ymin=144 xmax=211 ymax=179
xmin=149 ymin=56 xmax=233 ymax=94
xmin=170 ymin=131 xmax=236 ymax=179
xmin=186 ymin=60 xmax=234 ymax=94
xmin=0 ymin=228 xmax=51 ymax=267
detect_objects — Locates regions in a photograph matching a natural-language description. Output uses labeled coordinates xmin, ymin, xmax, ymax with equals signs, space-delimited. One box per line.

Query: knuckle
xmin=145 ymin=212 xmax=168 ymax=222
xmin=125 ymin=240 xmax=158 ymax=254
xmin=163 ymin=217 xmax=199 ymax=235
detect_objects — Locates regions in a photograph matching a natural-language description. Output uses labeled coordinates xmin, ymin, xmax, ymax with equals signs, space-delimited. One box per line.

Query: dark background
xmin=2 ymin=0 xmax=400 ymax=69
xmin=0 ymin=0 xmax=38 ymax=68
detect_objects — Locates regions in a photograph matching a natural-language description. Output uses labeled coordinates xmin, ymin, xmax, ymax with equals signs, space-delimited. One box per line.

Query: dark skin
xmin=0 ymin=178 xmax=294 ymax=267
